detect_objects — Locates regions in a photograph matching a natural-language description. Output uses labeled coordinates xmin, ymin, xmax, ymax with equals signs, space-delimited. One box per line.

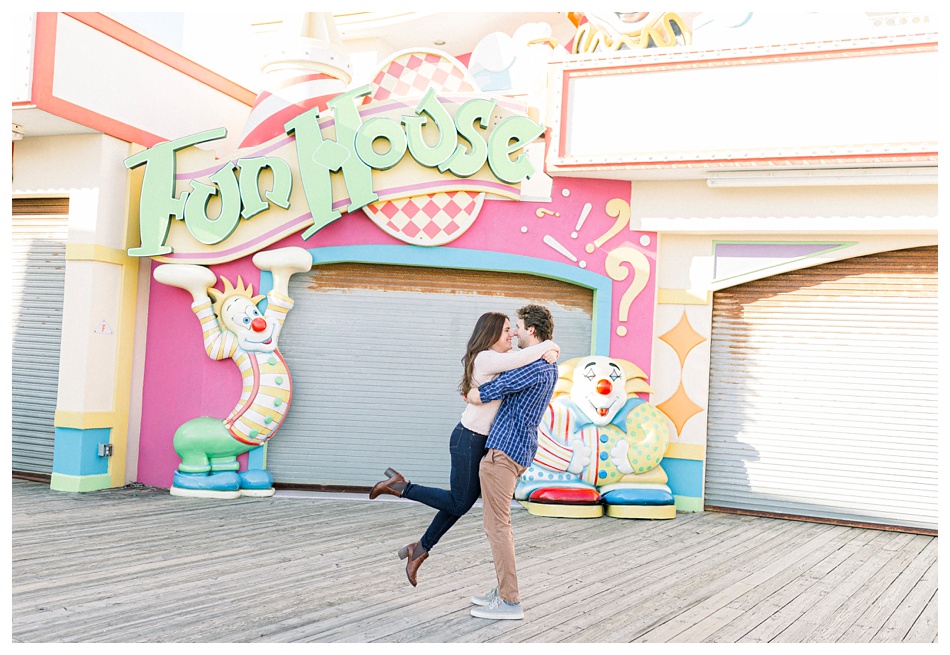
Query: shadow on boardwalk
xmin=11 ymin=479 xmax=937 ymax=643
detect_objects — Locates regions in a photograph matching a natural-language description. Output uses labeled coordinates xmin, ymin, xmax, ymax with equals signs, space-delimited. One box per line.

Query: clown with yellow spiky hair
xmin=515 ymin=355 xmax=676 ymax=519
xmin=153 ymin=247 xmax=312 ymax=498
xmin=207 ymin=275 xmax=270 ymax=353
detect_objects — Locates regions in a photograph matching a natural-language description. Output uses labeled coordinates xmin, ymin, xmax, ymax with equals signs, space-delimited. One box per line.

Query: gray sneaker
xmin=470 ymin=595 xmax=524 ymax=620
xmin=471 ymin=587 xmax=498 ymax=606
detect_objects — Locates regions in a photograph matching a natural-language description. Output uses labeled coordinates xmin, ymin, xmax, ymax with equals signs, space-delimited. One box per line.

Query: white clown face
xmin=569 ymin=356 xmax=628 ymax=426
xmin=220 ymin=295 xmax=277 ymax=352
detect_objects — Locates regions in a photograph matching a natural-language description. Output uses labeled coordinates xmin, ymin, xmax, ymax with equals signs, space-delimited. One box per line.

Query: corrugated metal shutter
xmin=12 ymin=198 xmax=69 ymax=474
xmin=705 ymin=246 xmax=937 ymax=532
xmin=266 ymin=263 xmax=594 ymax=488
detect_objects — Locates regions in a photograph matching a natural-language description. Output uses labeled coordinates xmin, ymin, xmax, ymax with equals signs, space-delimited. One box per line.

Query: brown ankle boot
xmin=398 ymin=541 xmax=428 ymax=587
xmin=369 ymin=472 xmax=407 ymax=499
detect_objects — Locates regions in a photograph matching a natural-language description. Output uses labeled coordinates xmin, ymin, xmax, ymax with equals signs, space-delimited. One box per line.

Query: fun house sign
xmin=125 ymin=83 xmax=544 ymax=263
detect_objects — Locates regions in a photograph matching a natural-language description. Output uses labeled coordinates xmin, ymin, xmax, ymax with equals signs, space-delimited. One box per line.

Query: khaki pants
xmin=479 ymin=448 xmax=527 ymax=604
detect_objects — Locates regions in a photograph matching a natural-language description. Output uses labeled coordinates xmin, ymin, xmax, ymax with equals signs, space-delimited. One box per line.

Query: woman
xmin=369 ymin=311 xmax=559 ymax=587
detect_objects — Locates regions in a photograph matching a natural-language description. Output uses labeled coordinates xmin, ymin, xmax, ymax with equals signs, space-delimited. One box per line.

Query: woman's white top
xmin=459 ymin=340 xmax=558 ymax=436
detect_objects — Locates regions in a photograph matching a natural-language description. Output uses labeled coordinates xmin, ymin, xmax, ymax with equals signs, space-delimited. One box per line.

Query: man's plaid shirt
xmin=477 ymin=358 xmax=558 ymax=467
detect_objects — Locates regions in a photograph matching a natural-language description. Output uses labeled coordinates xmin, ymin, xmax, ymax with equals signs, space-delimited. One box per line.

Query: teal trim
xmin=52 ymin=427 xmax=111 ymax=476
xmin=247 ymin=445 xmax=266 ymax=470
xmin=662 ymin=457 xmax=704 ymax=498
xmin=257 ymin=271 xmax=274 ymax=311
xmin=260 ymin=245 xmax=613 ymax=355
xmin=253 ymin=245 xmax=615 ymax=474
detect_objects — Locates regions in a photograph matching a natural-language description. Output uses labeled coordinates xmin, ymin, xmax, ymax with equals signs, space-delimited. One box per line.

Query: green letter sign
xmin=125 ymin=128 xmax=227 ymax=257
xmin=126 ymin=86 xmax=544 ymax=257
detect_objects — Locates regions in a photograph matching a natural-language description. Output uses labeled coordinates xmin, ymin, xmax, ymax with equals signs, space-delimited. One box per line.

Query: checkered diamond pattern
xmin=367 ymin=52 xmax=476 ymax=102
xmin=358 ymin=51 xmax=483 ymax=245
xmin=363 ymin=192 xmax=482 ymax=245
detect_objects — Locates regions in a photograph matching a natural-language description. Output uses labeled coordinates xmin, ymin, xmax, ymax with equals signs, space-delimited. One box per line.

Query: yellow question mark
xmin=586 ymin=198 xmax=630 ymax=253
xmin=605 ymin=246 xmax=650 ymax=337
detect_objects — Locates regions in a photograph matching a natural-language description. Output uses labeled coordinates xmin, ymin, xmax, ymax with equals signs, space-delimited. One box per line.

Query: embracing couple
xmin=369 ymin=304 xmax=559 ymax=621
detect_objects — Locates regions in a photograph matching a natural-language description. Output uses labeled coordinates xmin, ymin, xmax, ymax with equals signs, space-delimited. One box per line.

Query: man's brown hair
xmin=517 ymin=304 xmax=554 ymax=342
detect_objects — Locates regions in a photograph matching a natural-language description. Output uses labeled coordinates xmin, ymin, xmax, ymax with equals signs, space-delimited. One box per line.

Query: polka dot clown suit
xmin=515 ymin=356 xmax=677 ymax=519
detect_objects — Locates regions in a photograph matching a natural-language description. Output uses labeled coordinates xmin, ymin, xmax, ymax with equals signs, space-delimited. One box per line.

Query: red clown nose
xmin=251 ymin=317 xmax=267 ymax=332
xmin=596 ymin=379 xmax=612 ymax=395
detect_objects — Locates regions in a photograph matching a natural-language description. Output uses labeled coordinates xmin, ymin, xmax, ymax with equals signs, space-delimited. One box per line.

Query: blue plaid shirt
xmin=477 ymin=358 xmax=559 ymax=467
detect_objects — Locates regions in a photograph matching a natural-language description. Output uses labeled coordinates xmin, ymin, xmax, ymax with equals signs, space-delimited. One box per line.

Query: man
xmin=465 ymin=304 xmax=558 ymax=620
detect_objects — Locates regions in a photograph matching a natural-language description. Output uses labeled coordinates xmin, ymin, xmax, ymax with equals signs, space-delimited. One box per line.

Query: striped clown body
xmin=192 ymin=291 xmax=294 ymax=446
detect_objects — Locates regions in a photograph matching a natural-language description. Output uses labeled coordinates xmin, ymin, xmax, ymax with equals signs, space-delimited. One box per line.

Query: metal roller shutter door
xmin=705 ymin=246 xmax=937 ymax=532
xmin=12 ymin=198 xmax=69 ymax=474
xmin=266 ymin=263 xmax=594 ymax=488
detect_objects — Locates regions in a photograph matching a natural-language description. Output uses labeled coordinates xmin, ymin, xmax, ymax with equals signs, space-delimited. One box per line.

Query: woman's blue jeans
xmin=401 ymin=423 xmax=487 ymax=552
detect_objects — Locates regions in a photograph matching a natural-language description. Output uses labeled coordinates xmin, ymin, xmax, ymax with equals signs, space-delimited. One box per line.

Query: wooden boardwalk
xmin=11 ymin=478 xmax=937 ymax=643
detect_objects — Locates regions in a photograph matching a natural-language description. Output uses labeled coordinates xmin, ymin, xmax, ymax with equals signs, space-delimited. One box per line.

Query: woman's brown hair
xmin=459 ymin=312 xmax=509 ymax=396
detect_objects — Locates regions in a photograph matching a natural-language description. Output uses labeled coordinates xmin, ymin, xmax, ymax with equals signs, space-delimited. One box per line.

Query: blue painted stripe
xmin=662 ymin=457 xmax=704 ymax=498
xmin=247 ymin=445 xmax=266 ymax=470
xmin=52 ymin=427 xmax=111 ymax=476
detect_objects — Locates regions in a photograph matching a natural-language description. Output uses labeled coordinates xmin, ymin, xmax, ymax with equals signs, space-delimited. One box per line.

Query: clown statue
xmin=515 ymin=356 xmax=676 ymax=519
xmin=153 ymin=247 xmax=312 ymax=499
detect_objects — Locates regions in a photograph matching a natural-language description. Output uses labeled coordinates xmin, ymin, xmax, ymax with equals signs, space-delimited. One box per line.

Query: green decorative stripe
xmin=673 ymin=495 xmax=703 ymax=513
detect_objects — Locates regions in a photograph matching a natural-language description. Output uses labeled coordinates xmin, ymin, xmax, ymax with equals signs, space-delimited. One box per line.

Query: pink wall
xmin=137 ymin=176 xmax=657 ymax=487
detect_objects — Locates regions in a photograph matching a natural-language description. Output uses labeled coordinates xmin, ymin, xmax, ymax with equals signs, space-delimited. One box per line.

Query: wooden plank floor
xmin=11 ymin=479 xmax=937 ymax=643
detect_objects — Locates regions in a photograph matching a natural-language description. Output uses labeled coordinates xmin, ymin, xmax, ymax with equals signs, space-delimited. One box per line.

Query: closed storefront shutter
xmin=705 ymin=246 xmax=937 ymax=532
xmin=266 ymin=263 xmax=594 ymax=488
xmin=12 ymin=198 xmax=69 ymax=475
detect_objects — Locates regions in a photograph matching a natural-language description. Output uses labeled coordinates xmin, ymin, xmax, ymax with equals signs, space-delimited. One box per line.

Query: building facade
xmin=11 ymin=11 xmax=938 ymax=532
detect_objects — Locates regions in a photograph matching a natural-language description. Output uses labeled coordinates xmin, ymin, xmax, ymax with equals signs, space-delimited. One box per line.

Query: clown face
xmin=220 ymin=295 xmax=277 ymax=352
xmin=569 ymin=356 xmax=628 ymax=426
